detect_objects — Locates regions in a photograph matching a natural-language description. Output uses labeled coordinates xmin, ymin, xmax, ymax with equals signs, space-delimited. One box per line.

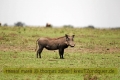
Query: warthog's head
xmin=65 ymin=34 xmax=75 ymax=47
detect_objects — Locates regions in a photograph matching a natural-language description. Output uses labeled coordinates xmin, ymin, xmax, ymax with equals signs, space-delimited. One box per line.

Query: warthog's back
xmin=38 ymin=37 xmax=66 ymax=45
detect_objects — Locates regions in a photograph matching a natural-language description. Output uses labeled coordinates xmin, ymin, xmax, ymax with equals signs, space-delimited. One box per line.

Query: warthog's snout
xmin=69 ymin=42 xmax=75 ymax=47
xmin=70 ymin=44 xmax=75 ymax=47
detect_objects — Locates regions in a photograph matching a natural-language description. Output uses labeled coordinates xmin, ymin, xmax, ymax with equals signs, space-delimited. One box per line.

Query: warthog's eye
xmin=66 ymin=38 xmax=70 ymax=41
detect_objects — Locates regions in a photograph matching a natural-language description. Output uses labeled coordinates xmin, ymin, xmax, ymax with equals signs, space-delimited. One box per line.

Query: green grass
xmin=0 ymin=26 xmax=120 ymax=80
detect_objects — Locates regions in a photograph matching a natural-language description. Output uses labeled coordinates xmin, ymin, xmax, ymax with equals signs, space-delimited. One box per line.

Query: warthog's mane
xmin=46 ymin=36 xmax=65 ymax=40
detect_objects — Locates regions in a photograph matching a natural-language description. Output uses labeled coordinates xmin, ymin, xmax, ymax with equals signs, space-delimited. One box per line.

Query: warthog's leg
xmin=59 ymin=48 xmax=64 ymax=59
xmin=37 ymin=46 xmax=44 ymax=58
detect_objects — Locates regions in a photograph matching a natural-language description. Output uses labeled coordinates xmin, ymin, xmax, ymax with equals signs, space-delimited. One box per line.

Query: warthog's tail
xmin=35 ymin=39 xmax=39 ymax=51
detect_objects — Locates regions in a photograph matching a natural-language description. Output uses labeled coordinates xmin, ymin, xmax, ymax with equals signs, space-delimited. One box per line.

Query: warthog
xmin=35 ymin=34 xmax=75 ymax=59
xmin=46 ymin=23 xmax=51 ymax=27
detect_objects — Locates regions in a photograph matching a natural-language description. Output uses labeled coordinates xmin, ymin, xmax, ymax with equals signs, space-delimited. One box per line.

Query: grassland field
xmin=0 ymin=26 xmax=120 ymax=80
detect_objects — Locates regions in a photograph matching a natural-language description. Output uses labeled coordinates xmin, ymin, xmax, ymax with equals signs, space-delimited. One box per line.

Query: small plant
xmin=84 ymin=74 xmax=98 ymax=80
xmin=63 ymin=25 xmax=74 ymax=28
xmin=14 ymin=21 xmax=25 ymax=27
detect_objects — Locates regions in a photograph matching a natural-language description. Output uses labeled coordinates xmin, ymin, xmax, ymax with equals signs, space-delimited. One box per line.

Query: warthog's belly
xmin=45 ymin=45 xmax=59 ymax=50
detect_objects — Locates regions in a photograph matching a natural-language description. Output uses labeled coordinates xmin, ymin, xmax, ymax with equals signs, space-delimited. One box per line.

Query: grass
xmin=0 ymin=26 xmax=120 ymax=80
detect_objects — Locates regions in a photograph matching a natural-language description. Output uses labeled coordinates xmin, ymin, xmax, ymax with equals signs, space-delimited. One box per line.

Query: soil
xmin=0 ymin=44 xmax=119 ymax=54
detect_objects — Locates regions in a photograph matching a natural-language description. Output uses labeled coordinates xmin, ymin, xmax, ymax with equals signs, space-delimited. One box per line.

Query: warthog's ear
xmin=65 ymin=34 xmax=68 ymax=38
xmin=72 ymin=35 xmax=75 ymax=37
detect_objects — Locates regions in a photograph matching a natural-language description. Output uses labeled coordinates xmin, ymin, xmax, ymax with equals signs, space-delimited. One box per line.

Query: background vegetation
xmin=0 ymin=26 xmax=120 ymax=80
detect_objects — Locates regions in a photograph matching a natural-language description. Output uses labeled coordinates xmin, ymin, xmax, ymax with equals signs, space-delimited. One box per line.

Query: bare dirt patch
xmin=65 ymin=45 xmax=120 ymax=54
xmin=0 ymin=44 xmax=119 ymax=54
xmin=0 ymin=45 xmax=35 ymax=52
